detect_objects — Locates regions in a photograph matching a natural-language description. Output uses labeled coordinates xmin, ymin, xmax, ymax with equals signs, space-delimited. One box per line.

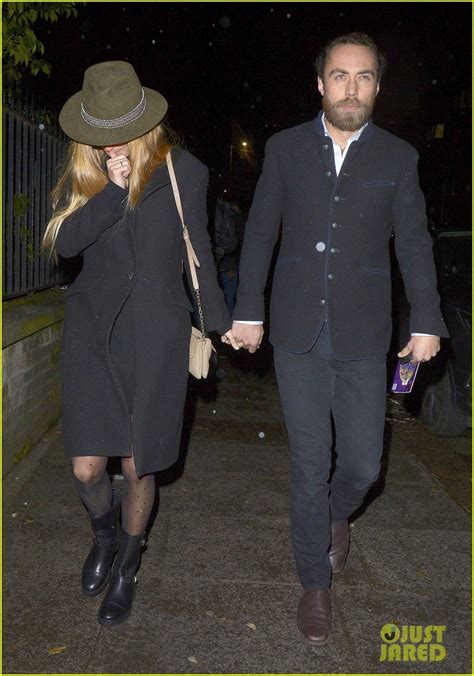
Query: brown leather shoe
xmin=296 ymin=589 xmax=331 ymax=645
xmin=329 ymin=519 xmax=350 ymax=574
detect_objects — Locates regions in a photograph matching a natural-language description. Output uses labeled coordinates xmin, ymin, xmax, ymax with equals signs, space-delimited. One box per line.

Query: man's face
xmin=318 ymin=44 xmax=380 ymax=132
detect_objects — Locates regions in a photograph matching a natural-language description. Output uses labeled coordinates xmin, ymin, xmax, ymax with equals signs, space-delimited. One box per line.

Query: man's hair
xmin=315 ymin=32 xmax=387 ymax=82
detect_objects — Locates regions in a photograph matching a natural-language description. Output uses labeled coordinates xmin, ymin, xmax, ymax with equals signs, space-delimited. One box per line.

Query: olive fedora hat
xmin=59 ymin=61 xmax=168 ymax=145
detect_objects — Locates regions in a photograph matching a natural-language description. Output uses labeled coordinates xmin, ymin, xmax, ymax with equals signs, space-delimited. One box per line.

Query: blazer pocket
xmin=166 ymin=284 xmax=194 ymax=311
xmin=276 ymin=256 xmax=303 ymax=264
xmin=361 ymin=179 xmax=396 ymax=188
xmin=362 ymin=266 xmax=390 ymax=277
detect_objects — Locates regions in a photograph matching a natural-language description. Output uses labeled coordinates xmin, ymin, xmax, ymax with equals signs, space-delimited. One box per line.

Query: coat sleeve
xmin=233 ymin=135 xmax=284 ymax=321
xmin=54 ymin=182 xmax=128 ymax=258
xmin=392 ymin=149 xmax=448 ymax=337
xmin=184 ymin=167 xmax=232 ymax=335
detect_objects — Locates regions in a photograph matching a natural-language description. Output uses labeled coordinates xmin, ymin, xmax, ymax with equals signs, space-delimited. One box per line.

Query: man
xmin=230 ymin=33 xmax=448 ymax=645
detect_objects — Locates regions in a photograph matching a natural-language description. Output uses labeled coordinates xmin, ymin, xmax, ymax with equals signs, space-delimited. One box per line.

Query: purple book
xmin=392 ymin=353 xmax=420 ymax=394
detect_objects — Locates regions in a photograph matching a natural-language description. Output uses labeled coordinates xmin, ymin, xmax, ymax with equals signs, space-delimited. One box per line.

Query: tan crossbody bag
xmin=166 ymin=151 xmax=215 ymax=379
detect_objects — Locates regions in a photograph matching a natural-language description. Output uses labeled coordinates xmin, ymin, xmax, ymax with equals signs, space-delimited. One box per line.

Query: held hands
xmin=398 ymin=335 xmax=440 ymax=363
xmin=221 ymin=322 xmax=264 ymax=353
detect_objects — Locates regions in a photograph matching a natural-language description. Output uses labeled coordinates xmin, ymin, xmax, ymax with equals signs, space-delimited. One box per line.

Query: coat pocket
xmin=65 ymin=275 xmax=102 ymax=297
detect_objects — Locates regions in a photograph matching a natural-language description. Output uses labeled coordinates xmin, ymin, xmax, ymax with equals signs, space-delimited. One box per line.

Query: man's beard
xmin=322 ymin=96 xmax=374 ymax=132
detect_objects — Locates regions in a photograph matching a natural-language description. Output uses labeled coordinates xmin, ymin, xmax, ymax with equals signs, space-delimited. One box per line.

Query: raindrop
xmin=209 ymin=42 xmax=213 ymax=47
xmin=80 ymin=34 xmax=85 ymax=40
xmin=219 ymin=16 xmax=231 ymax=28
xmin=432 ymin=79 xmax=438 ymax=85
xmin=258 ymin=432 xmax=265 ymax=439
xmin=106 ymin=44 xmax=111 ymax=50
xmin=243 ymin=81 xmax=249 ymax=88
xmin=126 ymin=27 xmax=130 ymax=32
xmin=287 ymin=13 xmax=291 ymax=18
xmin=152 ymin=39 xmax=156 ymax=44
xmin=38 ymin=123 xmax=45 ymax=130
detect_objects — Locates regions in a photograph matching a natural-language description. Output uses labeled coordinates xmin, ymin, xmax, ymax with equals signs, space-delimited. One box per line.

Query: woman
xmin=43 ymin=61 xmax=238 ymax=626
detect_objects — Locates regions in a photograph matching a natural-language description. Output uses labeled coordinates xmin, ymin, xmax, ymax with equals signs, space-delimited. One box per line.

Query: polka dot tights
xmin=71 ymin=455 xmax=155 ymax=536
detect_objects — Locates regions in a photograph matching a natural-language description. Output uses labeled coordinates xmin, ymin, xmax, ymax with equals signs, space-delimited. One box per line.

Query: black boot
xmin=82 ymin=491 xmax=121 ymax=597
xmin=98 ymin=528 xmax=145 ymax=626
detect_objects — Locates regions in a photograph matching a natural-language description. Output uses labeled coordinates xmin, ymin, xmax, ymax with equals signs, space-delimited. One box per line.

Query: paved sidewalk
xmin=3 ymin=347 xmax=471 ymax=674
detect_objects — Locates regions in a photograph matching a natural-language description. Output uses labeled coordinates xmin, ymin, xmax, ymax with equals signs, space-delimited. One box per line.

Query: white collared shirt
xmin=321 ymin=112 xmax=367 ymax=176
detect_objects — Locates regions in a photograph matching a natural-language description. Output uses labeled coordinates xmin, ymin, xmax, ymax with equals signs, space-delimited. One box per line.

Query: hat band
xmin=80 ymin=88 xmax=147 ymax=128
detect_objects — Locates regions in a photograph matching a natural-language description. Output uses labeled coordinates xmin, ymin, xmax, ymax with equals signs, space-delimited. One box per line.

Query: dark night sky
xmin=24 ymin=1 xmax=472 ymax=204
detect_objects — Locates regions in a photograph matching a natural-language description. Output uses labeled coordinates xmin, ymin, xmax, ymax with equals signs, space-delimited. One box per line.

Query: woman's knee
xmin=71 ymin=457 xmax=107 ymax=485
xmin=121 ymin=456 xmax=140 ymax=484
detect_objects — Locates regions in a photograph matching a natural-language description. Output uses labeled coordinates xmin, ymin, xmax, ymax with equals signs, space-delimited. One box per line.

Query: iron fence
xmin=3 ymin=107 xmax=69 ymax=299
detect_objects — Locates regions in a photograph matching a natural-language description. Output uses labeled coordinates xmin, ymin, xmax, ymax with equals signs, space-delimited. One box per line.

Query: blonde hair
xmin=42 ymin=123 xmax=179 ymax=258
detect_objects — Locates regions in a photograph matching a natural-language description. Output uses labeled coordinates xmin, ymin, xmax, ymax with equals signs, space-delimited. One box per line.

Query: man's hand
xmin=398 ymin=336 xmax=440 ymax=363
xmin=230 ymin=322 xmax=264 ymax=354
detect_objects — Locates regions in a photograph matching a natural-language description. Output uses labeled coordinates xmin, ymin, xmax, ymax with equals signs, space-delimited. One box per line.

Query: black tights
xmin=71 ymin=455 xmax=155 ymax=536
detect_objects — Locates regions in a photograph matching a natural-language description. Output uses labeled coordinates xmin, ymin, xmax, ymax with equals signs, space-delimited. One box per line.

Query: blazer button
xmin=327 ymin=273 xmax=334 ymax=280
xmin=128 ymin=272 xmax=135 ymax=279
xmin=331 ymin=222 xmax=338 ymax=229
xmin=325 ymin=171 xmax=332 ymax=177
xmin=334 ymin=195 xmax=341 ymax=202
xmin=315 ymin=242 xmax=326 ymax=252
xmin=320 ymin=299 xmax=326 ymax=305
xmin=322 ymin=143 xmax=329 ymax=150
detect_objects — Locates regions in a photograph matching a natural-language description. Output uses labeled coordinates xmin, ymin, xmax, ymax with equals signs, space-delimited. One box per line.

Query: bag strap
xmin=166 ymin=151 xmax=206 ymax=334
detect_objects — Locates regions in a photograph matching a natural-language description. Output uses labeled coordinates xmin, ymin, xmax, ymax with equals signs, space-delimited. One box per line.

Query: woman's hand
xmin=106 ymin=154 xmax=131 ymax=189
xmin=221 ymin=329 xmax=241 ymax=350
xmin=104 ymin=144 xmax=131 ymax=189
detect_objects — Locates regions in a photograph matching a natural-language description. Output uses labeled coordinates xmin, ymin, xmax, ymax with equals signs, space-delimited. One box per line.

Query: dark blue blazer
xmin=234 ymin=113 xmax=448 ymax=358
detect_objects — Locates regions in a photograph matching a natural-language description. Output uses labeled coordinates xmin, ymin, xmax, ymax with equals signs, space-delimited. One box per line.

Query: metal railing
xmin=3 ymin=107 xmax=69 ymax=299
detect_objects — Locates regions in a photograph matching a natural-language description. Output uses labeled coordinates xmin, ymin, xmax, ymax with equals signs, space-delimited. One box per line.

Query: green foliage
xmin=2 ymin=2 xmax=80 ymax=81
xmin=13 ymin=193 xmax=31 ymax=218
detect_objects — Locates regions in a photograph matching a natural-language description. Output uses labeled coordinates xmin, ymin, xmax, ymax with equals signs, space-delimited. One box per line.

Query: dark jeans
xmin=218 ymin=271 xmax=239 ymax=315
xmin=274 ymin=322 xmax=387 ymax=590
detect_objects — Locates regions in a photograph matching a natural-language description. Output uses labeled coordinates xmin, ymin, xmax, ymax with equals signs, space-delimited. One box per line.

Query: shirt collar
xmin=321 ymin=112 xmax=368 ymax=144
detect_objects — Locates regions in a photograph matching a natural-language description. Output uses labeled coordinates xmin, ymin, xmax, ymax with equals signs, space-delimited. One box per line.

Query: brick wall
xmin=3 ymin=290 xmax=65 ymax=477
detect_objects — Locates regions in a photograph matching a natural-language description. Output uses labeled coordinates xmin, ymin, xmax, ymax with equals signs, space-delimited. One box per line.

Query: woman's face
xmin=103 ymin=142 xmax=130 ymax=158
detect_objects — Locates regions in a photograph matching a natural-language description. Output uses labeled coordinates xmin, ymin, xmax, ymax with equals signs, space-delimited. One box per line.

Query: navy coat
xmin=56 ymin=148 xmax=231 ymax=475
xmin=234 ymin=113 xmax=448 ymax=358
